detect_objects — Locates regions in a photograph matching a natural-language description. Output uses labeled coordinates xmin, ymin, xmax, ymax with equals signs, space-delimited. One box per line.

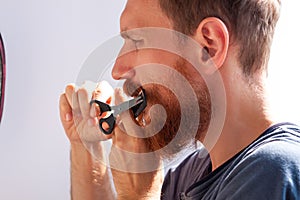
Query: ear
xmin=193 ymin=17 xmax=229 ymax=74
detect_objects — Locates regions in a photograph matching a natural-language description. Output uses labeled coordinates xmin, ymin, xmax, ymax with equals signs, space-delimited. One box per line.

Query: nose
xmin=112 ymin=51 xmax=136 ymax=80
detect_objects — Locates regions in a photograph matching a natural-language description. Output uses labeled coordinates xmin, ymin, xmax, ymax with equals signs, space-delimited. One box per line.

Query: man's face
xmin=112 ymin=0 xmax=211 ymax=156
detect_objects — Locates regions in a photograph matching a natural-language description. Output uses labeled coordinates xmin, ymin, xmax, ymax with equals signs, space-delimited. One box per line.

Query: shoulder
xmin=218 ymin=123 xmax=300 ymax=199
xmin=244 ymin=123 xmax=300 ymax=170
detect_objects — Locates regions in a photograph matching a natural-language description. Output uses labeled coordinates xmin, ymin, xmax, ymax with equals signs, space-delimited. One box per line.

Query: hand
xmin=59 ymin=81 xmax=113 ymax=144
xmin=109 ymin=89 xmax=163 ymax=200
xmin=59 ymin=81 xmax=116 ymax=200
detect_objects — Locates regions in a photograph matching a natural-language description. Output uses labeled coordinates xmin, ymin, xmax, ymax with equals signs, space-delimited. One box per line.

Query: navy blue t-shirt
xmin=161 ymin=123 xmax=300 ymax=199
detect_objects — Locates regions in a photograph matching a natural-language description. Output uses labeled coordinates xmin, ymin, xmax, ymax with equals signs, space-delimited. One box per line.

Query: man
xmin=59 ymin=0 xmax=300 ymax=199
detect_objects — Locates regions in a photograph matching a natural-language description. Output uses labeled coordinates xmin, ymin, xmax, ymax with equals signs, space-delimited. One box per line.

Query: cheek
xmin=144 ymin=85 xmax=182 ymax=153
xmin=142 ymin=81 xmax=212 ymax=155
xmin=143 ymin=84 xmax=181 ymax=116
xmin=135 ymin=49 xmax=181 ymax=68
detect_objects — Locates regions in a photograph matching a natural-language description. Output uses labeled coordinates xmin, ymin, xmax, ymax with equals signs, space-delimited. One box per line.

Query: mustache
xmin=123 ymin=79 xmax=143 ymax=97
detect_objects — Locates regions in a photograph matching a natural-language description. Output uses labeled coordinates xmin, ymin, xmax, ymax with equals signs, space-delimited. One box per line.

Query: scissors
xmin=90 ymin=90 xmax=147 ymax=135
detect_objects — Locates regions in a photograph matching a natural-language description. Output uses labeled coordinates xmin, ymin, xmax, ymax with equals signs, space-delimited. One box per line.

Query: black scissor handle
xmin=90 ymin=99 xmax=111 ymax=113
xmin=99 ymin=114 xmax=115 ymax=135
xmin=89 ymin=89 xmax=147 ymax=135
xmin=90 ymin=100 xmax=115 ymax=135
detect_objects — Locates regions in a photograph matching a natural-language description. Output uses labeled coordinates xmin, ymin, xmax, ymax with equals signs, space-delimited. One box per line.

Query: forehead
xmin=120 ymin=0 xmax=171 ymax=32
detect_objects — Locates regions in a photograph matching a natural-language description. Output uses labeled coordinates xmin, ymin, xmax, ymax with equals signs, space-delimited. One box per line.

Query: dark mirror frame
xmin=0 ymin=33 xmax=6 ymax=123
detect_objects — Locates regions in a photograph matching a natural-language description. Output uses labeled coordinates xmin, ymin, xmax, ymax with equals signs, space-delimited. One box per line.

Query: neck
xmin=207 ymin=71 xmax=276 ymax=170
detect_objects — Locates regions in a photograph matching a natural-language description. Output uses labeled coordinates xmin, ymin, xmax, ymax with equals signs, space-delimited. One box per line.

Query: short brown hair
xmin=158 ymin=0 xmax=281 ymax=76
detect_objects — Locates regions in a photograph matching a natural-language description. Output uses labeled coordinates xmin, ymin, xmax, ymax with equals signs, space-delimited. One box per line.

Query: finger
xmin=112 ymin=89 xmax=149 ymax=152
xmin=114 ymin=88 xmax=143 ymax=136
xmin=90 ymin=81 xmax=114 ymax=118
xmin=78 ymin=88 xmax=90 ymax=118
xmin=114 ymin=88 xmax=127 ymax=105
xmin=114 ymin=88 xmax=129 ymax=133
xmin=89 ymin=81 xmax=114 ymax=139
xmin=65 ymin=83 xmax=76 ymax=108
xmin=72 ymin=89 xmax=81 ymax=117
xmin=90 ymin=102 xmax=101 ymax=118
xmin=59 ymin=93 xmax=73 ymax=131
xmin=111 ymin=89 xmax=130 ymax=148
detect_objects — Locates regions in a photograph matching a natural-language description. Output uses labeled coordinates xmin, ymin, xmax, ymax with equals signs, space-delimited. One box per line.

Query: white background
xmin=0 ymin=0 xmax=299 ymax=199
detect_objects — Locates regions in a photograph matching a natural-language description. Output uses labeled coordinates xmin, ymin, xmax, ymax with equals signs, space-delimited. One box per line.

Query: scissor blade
xmin=111 ymin=95 xmax=143 ymax=116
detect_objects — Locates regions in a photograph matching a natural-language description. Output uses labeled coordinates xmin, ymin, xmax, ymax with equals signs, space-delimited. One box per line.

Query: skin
xmin=59 ymin=0 xmax=276 ymax=199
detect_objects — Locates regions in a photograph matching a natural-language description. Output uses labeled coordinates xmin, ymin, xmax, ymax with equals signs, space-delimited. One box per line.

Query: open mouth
xmin=123 ymin=80 xmax=149 ymax=126
xmin=129 ymin=88 xmax=148 ymax=127
xmin=131 ymin=89 xmax=147 ymax=117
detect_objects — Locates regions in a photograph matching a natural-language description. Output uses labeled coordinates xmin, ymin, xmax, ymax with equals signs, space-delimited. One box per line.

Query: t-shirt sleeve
xmin=216 ymin=140 xmax=300 ymax=200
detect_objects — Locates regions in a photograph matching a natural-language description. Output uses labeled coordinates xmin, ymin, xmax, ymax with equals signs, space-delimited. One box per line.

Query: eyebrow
xmin=120 ymin=29 xmax=139 ymax=40
xmin=120 ymin=31 xmax=129 ymax=39
xmin=120 ymin=28 xmax=144 ymax=40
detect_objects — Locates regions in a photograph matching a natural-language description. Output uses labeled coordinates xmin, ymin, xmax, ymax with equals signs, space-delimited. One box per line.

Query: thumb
xmin=114 ymin=88 xmax=145 ymax=137
xmin=112 ymin=89 xmax=149 ymax=153
xmin=114 ymin=88 xmax=129 ymax=105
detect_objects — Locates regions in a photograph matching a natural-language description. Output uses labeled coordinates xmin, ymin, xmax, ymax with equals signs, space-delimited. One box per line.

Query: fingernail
xmin=65 ymin=113 xmax=72 ymax=121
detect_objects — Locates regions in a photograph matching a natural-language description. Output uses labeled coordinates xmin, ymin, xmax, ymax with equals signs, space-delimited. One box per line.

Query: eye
xmin=120 ymin=32 xmax=144 ymax=51
xmin=132 ymin=38 xmax=144 ymax=50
